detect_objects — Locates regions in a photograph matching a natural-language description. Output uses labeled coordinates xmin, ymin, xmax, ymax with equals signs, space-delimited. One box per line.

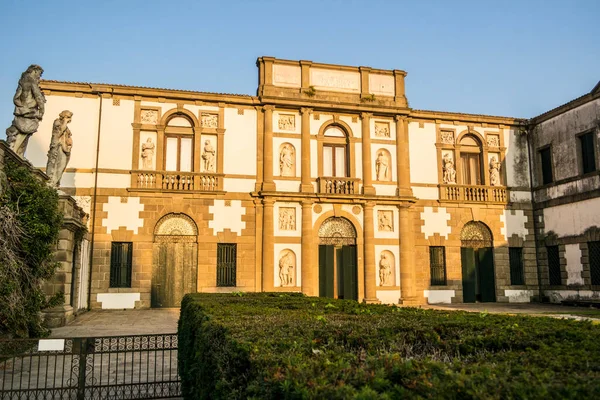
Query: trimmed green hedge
xmin=178 ymin=293 xmax=600 ymax=399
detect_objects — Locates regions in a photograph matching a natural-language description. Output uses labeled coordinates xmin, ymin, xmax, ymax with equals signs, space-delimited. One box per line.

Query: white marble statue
xmin=489 ymin=156 xmax=501 ymax=186
xmin=279 ymin=144 xmax=294 ymax=176
xmin=202 ymin=139 xmax=216 ymax=172
xmin=278 ymin=251 xmax=295 ymax=286
xmin=46 ymin=110 xmax=73 ymax=188
xmin=375 ymin=151 xmax=389 ymax=181
xmin=141 ymin=137 xmax=155 ymax=169
xmin=379 ymin=252 xmax=392 ymax=286
xmin=442 ymin=154 xmax=457 ymax=184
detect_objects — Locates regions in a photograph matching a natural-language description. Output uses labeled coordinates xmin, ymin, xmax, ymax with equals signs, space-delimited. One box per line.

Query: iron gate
xmin=0 ymin=333 xmax=180 ymax=399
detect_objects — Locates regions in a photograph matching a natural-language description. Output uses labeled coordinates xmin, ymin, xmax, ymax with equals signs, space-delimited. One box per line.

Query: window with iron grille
xmin=589 ymin=241 xmax=600 ymax=285
xmin=217 ymin=243 xmax=237 ymax=287
xmin=509 ymin=247 xmax=525 ymax=285
xmin=540 ymin=147 xmax=553 ymax=185
xmin=429 ymin=246 xmax=447 ymax=286
xmin=110 ymin=242 xmax=132 ymax=288
xmin=547 ymin=245 xmax=561 ymax=286
xmin=579 ymin=132 xmax=596 ymax=174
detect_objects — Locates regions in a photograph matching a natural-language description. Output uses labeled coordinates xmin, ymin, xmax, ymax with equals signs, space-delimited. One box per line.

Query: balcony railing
xmin=439 ymin=184 xmax=508 ymax=203
xmin=318 ymin=177 xmax=360 ymax=195
xmin=132 ymin=170 xmax=223 ymax=192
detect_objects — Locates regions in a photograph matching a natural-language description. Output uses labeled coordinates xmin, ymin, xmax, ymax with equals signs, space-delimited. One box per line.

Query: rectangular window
xmin=323 ymin=144 xmax=347 ymax=177
xmin=547 ymin=245 xmax=561 ymax=286
xmin=460 ymin=153 xmax=482 ymax=185
xmin=110 ymin=242 xmax=132 ymax=288
xmin=589 ymin=241 xmax=600 ymax=285
xmin=509 ymin=247 xmax=525 ymax=285
xmin=217 ymin=243 xmax=237 ymax=287
xmin=580 ymin=132 xmax=596 ymax=174
xmin=165 ymin=135 xmax=193 ymax=172
xmin=429 ymin=246 xmax=447 ymax=286
xmin=540 ymin=147 xmax=553 ymax=185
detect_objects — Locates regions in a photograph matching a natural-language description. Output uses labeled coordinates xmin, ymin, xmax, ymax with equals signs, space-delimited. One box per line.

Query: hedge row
xmin=178 ymin=293 xmax=600 ymax=399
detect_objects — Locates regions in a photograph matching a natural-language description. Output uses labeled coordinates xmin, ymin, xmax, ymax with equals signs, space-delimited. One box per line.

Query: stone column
xmin=301 ymin=200 xmax=315 ymax=295
xmin=262 ymin=198 xmax=275 ymax=291
xmin=361 ymin=112 xmax=375 ymax=195
xmin=399 ymin=205 xmax=417 ymax=303
xmin=262 ymin=106 xmax=276 ymax=191
xmin=300 ymin=108 xmax=313 ymax=193
xmin=395 ymin=116 xmax=413 ymax=197
xmin=363 ymin=201 xmax=379 ymax=303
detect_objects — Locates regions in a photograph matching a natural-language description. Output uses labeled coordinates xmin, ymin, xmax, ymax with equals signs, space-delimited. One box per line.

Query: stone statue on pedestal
xmin=46 ymin=111 xmax=73 ymax=187
xmin=6 ymin=65 xmax=46 ymax=158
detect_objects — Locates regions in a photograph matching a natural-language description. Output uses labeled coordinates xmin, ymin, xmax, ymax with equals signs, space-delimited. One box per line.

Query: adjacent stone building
xmin=23 ymin=57 xmax=599 ymax=309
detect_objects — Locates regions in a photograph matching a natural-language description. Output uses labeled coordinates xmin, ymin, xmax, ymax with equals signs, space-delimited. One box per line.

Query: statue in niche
xmin=279 ymin=144 xmax=295 ymax=176
xmin=6 ymin=65 xmax=46 ymax=158
xmin=489 ymin=156 xmax=501 ymax=186
xmin=379 ymin=252 xmax=392 ymax=286
xmin=278 ymin=250 xmax=295 ymax=287
xmin=141 ymin=137 xmax=155 ymax=169
xmin=378 ymin=211 xmax=393 ymax=232
xmin=202 ymin=139 xmax=216 ymax=172
xmin=442 ymin=153 xmax=456 ymax=184
xmin=279 ymin=207 xmax=296 ymax=231
xmin=46 ymin=110 xmax=73 ymax=188
xmin=375 ymin=151 xmax=389 ymax=181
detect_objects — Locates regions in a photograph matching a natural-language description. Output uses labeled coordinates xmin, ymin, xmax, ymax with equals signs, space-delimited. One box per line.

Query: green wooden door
xmin=461 ymin=247 xmax=477 ymax=303
xmin=339 ymin=245 xmax=358 ymax=300
xmin=478 ymin=247 xmax=496 ymax=302
xmin=319 ymin=245 xmax=335 ymax=298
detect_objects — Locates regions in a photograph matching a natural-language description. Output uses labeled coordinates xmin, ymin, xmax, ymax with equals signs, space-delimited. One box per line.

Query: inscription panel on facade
xmin=310 ymin=68 xmax=360 ymax=93
xmin=369 ymin=74 xmax=395 ymax=96
xmin=273 ymin=64 xmax=301 ymax=88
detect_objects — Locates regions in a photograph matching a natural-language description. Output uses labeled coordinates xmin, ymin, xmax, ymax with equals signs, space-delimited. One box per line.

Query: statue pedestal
xmin=43 ymin=305 xmax=74 ymax=328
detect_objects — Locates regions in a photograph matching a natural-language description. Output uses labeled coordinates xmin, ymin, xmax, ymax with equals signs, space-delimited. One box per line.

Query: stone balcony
xmin=439 ymin=184 xmax=508 ymax=204
xmin=132 ymin=170 xmax=223 ymax=192
xmin=318 ymin=177 xmax=361 ymax=195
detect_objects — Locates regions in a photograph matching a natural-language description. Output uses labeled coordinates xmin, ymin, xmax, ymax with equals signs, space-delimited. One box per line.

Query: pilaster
xmin=361 ymin=112 xmax=375 ymax=195
xmin=395 ymin=115 xmax=413 ymax=197
xmin=301 ymin=200 xmax=316 ymax=296
xmin=262 ymin=198 xmax=275 ymax=291
xmin=300 ymin=107 xmax=313 ymax=193
xmin=399 ymin=205 xmax=417 ymax=304
xmin=262 ymin=106 xmax=276 ymax=191
xmin=363 ymin=202 xmax=379 ymax=303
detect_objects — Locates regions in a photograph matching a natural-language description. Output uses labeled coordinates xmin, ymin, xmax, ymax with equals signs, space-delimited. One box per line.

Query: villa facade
xmin=24 ymin=57 xmax=599 ymax=311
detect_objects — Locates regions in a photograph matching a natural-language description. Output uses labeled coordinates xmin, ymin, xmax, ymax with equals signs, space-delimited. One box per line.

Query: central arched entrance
xmin=152 ymin=213 xmax=198 ymax=307
xmin=460 ymin=221 xmax=496 ymax=302
xmin=318 ymin=217 xmax=358 ymax=300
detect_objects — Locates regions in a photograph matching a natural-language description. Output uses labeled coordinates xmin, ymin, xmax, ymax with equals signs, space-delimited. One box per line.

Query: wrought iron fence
xmin=0 ymin=333 xmax=180 ymax=400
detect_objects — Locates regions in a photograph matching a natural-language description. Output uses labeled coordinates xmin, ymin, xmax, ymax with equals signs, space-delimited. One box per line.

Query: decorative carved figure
xmin=279 ymin=144 xmax=295 ymax=177
xmin=140 ymin=109 xmax=158 ymax=124
xmin=202 ymin=139 xmax=216 ymax=172
xmin=6 ymin=65 xmax=46 ymax=158
xmin=375 ymin=122 xmax=390 ymax=137
xmin=278 ymin=250 xmax=295 ymax=287
xmin=278 ymin=114 xmax=295 ymax=131
xmin=489 ymin=156 xmax=501 ymax=186
xmin=201 ymin=113 xmax=218 ymax=128
xmin=141 ymin=137 xmax=155 ymax=169
xmin=440 ymin=131 xmax=454 ymax=144
xmin=279 ymin=207 xmax=296 ymax=231
xmin=379 ymin=252 xmax=392 ymax=286
xmin=378 ymin=210 xmax=393 ymax=232
xmin=375 ymin=151 xmax=389 ymax=181
xmin=442 ymin=153 xmax=457 ymax=184
xmin=46 ymin=110 xmax=73 ymax=188
xmin=487 ymin=135 xmax=500 ymax=147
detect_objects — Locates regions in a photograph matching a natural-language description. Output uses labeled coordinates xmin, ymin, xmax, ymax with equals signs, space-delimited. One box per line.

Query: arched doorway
xmin=152 ymin=213 xmax=198 ymax=307
xmin=318 ymin=217 xmax=358 ymax=300
xmin=460 ymin=221 xmax=496 ymax=302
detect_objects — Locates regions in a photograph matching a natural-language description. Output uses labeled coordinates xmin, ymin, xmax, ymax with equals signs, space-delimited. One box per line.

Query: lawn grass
xmin=178 ymin=293 xmax=600 ymax=399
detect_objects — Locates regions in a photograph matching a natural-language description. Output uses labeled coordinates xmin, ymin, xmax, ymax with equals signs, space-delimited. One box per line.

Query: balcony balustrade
xmin=318 ymin=177 xmax=360 ymax=195
xmin=132 ymin=170 xmax=222 ymax=192
xmin=439 ymin=184 xmax=508 ymax=203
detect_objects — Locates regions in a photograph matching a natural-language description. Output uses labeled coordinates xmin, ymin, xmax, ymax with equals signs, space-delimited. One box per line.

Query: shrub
xmin=179 ymin=293 xmax=600 ymax=399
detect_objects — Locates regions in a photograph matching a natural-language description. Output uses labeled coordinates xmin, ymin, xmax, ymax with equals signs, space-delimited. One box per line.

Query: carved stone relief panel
xmin=377 ymin=210 xmax=393 ymax=232
xmin=278 ymin=142 xmax=296 ymax=177
xmin=278 ymin=249 xmax=296 ymax=287
xmin=201 ymin=113 xmax=218 ymax=128
xmin=440 ymin=130 xmax=454 ymax=144
xmin=140 ymin=109 xmax=159 ymax=124
xmin=487 ymin=134 xmax=500 ymax=148
xmin=278 ymin=114 xmax=295 ymax=131
xmin=201 ymin=135 xmax=217 ymax=173
xmin=441 ymin=150 xmax=456 ymax=184
xmin=279 ymin=207 xmax=296 ymax=231
xmin=374 ymin=121 xmax=390 ymax=138
xmin=375 ymin=149 xmax=391 ymax=181
xmin=378 ymin=250 xmax=396 ymax=286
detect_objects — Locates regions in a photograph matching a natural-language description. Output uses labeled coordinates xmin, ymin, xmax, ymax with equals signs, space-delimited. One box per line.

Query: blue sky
xmin=1 ymin=0 xmax=599 ymax=134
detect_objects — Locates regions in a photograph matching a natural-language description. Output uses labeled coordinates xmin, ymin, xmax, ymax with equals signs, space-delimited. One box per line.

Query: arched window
xmin=323 ymin=126 xmax=349 ymax=177
xmin=459 ymin=135 xmax=483 ymax=185
xmin=164 ymin=115 xmax=194 ymax=172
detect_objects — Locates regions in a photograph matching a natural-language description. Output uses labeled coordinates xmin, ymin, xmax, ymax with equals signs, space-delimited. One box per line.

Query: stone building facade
xmin=23 ymin=57 xmax=598 ymax=309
